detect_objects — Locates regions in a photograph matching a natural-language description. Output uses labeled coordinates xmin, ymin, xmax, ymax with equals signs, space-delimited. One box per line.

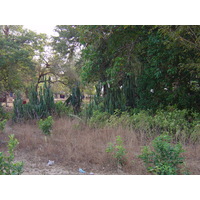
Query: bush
xmin=89 ymin=110 xmax=110 ymax=128
xmin=0 ymin=134 xmax=24 ymax=175
xmin=0 ymin=119 xmax=7 ymax=132
xmin=138 ymin=134 xmax=187 ymax=175
xmin=39 ymin=116 xmax=54 ymax=135
xmin=0 ymin=106 xmax=9 ymax=121
xmin=107 ymin=109 xmax=131 ymax=128
xmin=84 ymin=106 xmax=200 ymax=143
xmin=106 ymin=136 xmax=127 ymax=166
xmin=13 ymin=80 xmax=55 ymax=122
xmin=54 ymin=101 xmax=72 ymax=117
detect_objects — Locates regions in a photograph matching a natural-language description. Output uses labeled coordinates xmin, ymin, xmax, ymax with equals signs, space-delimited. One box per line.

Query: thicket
xmin=84 ymin=108 xmax=200 ymax=143
xmin=13 ymin=79 xmax=55 ymax=122
xmin=65 ymin=85 xmax=83 ymax=115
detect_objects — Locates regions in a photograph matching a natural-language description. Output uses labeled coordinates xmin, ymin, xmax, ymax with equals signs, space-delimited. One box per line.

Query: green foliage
xmin=138 ymin=134 xmax=187 ymax=175
xmin=0 ymin=134 xmax=23 ymax=175
xmin=136 ymin=27 xmax=200 ymax=111
xmin=39 ymin=116 xmax=54 ymax=135
xmin=0 ymin=25 xmax=47 ymax=94
xmin=84 ymin=107 xmax=200 ymax=143
xmin=0 ymin=119 xmax=7 ymax=132
xmin=54 ymin=101 xmax=72 ymax=117
xmin=13 ymin=79 xmax=55 ymax=122
xmin=106 ymin=136 xmax=127 ymax=166
xmin=0 ymin=105 xmax=9 ymax=121
xmin=65 ymin=85 xmax=82 ymax=114
xmin=89 ymin=110 xmax=110 ymax=128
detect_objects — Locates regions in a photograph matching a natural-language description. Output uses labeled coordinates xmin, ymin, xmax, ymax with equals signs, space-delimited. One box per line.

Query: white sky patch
xmin=23 ymin=25 xmax=57 ymax=36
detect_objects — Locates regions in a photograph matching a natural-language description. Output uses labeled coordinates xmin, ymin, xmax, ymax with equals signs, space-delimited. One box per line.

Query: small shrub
xmin=54 ymin=101 xmax=72 ymax=117
xmin=39 ymin=116 xmax=54 ymax=135
xmin=0 ymin=119 xmax=7 ymax=132
xmin=106 ymin=136 xmax=127 ymax=166
xmin=0 ymin=106 xmax=9 ymax=121
xmin=0 ymin=134 xmax=24 ymax=175
xmin=89 ymin=110 xmax=110 ymax=128
xmin=107 ymin=110 xmax=131 ymax=128
xmin=138 ymin=134 xmax=187 ymax=175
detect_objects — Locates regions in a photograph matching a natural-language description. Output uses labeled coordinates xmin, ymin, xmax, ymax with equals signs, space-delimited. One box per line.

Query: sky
xmin=23 ymin=25 xmax=57 ymax=36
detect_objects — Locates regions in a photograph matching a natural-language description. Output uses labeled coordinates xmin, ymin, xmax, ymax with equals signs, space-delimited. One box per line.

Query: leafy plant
xmin=13 ymin=79 xmax=55 ymax=122
xmin=89 ymin=110 xmax=110 ymax=128
xmin=138 ymin=134 xmax=187 ymax=175
xmin=0 ymin=134 xmax=24 ymax=175
xmin=39 ymin=116 xmax=54 ymax=135
xmin=65 ymin=85 xmax=82 ymax=115
xmin=0 ymin=119 xmax=7 ymax=132
xmin=106 ymin=136 xmax=127 ymax=166
xmin=54 ymin=101 xmax=72 ymax=117
xmin=0 ymin=106 xmax=9 ymax=121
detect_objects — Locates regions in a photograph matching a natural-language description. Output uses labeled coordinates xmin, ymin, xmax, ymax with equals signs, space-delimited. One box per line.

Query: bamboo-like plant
xmin=13 ymin=78 xmax=55 ymax=121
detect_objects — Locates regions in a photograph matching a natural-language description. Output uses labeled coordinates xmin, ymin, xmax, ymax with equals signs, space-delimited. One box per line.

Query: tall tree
xmin=0 ymin=25 xmax=47 ymax=95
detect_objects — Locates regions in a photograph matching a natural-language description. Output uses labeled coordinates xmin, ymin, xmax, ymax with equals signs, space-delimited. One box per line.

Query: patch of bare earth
xmin=1 ymin=117 xmax=200 ymax=175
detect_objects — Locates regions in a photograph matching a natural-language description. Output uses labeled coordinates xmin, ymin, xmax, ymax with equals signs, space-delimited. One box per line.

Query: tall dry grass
xmin=2 ymin=117 xmax=200 ymax=174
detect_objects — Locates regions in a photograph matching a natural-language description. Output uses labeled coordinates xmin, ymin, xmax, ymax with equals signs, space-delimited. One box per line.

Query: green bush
xmin=0 ymin=134 xmax=24 ymax=175
xmin=89 ymin=110 xmax=110 ymax=128
xmin=138 ymin=134 xmax=187 ymax=175
xmin=0 ymin=119 xmax=7 ymax=132
xmin=54 ymin=101 xmax=72 ymax=117
xmin=106 ymin=136 xmax=127 ymax=166
xmin=84 ymin=106 xmax=200 ymax=143
xmin=39 ymin=116 xmax=54 ymax=135
xmin=107 ymin=109 xmax=132 ymax=128
xmin=0 ymin=106 xmax=9 ymax=121
xmin=13 ymin=79 xmax=55 ymax=122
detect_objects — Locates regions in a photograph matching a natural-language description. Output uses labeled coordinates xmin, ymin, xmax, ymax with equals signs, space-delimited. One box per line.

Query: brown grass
xmin=1 ymin=117 xmax=200 ymax=174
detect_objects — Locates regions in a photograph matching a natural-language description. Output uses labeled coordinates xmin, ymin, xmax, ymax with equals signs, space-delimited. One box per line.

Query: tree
xmin=52 ymin=25 xmax=200 ymax=112
xmin=0 ymin=25 xmax=47 ymax=96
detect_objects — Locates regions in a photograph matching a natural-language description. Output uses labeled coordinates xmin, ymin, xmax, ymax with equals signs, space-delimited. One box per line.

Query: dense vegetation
xmin=0 ymin=25 xmax=200 ymax=175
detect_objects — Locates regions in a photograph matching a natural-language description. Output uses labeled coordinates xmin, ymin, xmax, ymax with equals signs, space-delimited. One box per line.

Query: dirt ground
xmin=14 ymin=151 xmax=85 ymax=175
xmin=14 ymin=151 xmax=123 ymax=175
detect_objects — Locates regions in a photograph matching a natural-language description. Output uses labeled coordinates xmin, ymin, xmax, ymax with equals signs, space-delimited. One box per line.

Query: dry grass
xmin=1 ymin=117 xmax=200 ymax=174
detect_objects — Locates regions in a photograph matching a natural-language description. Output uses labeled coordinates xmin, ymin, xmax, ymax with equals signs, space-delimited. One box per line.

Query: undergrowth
xmin=85 ymin=108 xmax=200 ymax=143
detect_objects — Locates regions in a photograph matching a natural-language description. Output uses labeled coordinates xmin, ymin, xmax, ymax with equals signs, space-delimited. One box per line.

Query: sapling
xmin=39 ymin=116 xmax=54 ymax=135
xmin=106 ymin=135 xmax=127 ymax=167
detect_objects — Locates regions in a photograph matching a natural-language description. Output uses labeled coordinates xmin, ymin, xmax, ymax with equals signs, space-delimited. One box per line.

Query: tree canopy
xmin=0 ymin=25 xmax=199 ymax=112
xmin=52 ymin=25 xmax=200 ymax=112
